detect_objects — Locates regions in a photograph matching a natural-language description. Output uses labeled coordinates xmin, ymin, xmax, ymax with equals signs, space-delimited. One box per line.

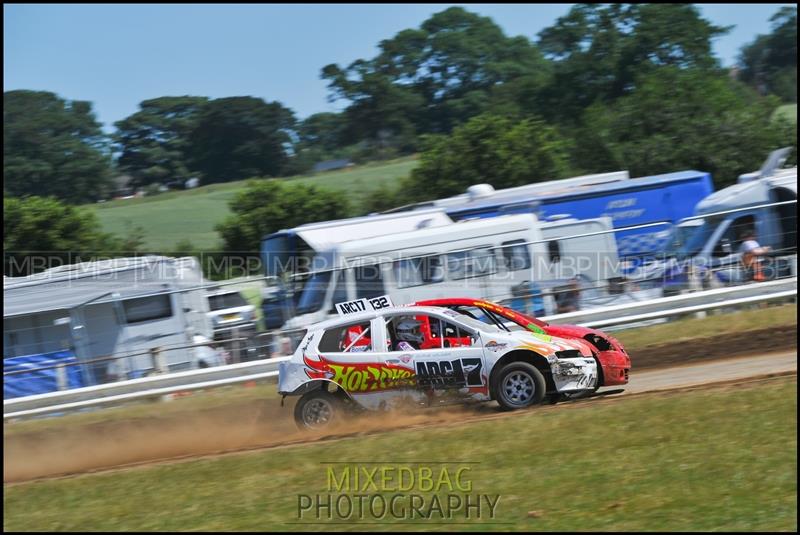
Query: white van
xmin=662 ymin=149 xmax=797 ymax=290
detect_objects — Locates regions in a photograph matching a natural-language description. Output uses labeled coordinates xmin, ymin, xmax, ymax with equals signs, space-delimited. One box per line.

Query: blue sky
xmin=3 ymin=3 xmax=794 ymax=131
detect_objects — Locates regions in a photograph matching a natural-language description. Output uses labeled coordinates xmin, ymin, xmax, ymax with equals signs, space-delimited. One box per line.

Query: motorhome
xmin=662 ymin=149 xmax=797 ymax=290
xmin=3 ymin=256 xmax=216 ymax=398
xmin=260 ymin=208 xmax=454 ymax=328
xmin=280 ymin=214 xmax=621 ymax=334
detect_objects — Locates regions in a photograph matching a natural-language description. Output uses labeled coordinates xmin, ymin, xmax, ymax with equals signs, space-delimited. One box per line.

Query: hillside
xmin=88 ymin=157 xmax=418 ymax=251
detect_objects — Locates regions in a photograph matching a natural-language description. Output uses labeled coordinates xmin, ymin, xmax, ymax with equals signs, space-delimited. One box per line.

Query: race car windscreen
xmin=443 ymin=310 xmax=502 ymax=334
xmin=450 ymin=306 xmax=516 ymax=332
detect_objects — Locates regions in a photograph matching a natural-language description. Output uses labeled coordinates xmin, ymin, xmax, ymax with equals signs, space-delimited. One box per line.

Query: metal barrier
xmin=540 ymin=277 xmax=798 ymax=326
xmin=3 ymin=277 xmax=795 ymax=420
xmin=3 ymin=358 xmax=287 ymax=420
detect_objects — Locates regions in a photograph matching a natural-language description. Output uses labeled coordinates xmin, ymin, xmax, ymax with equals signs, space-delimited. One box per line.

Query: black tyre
xmin=492 ymin=361 xmax=547 ymax=411
xmin=293 ymin=389 xmax=343 ymax=431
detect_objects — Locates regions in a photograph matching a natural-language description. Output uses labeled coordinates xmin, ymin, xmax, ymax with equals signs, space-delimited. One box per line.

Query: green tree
xmin=576 ymin=68 xmax=796 ymax=187
xmin=322 ymin=65 xmax=425 ymax=154
xmin=3 ymin=196 xmax=121 ymax=276
xmin=283 ymin=112 xmax=354 ymax=176
xmin=362 ymin=183 xmax=410 ymax=214
xmin=113 ymin=96 xmax=208 ymax=188
xmin=536 ymin=4 xmax=730 ymax=122
xmin=296 ymin=112 xmax=348 ymax=153
xmin=187 ymin=97 xmax=296 ymax=183
xmin=738 ymin=7 xmax=797 ymax=102
xmin=322 ymin=7 xmax=549 ymax=145
xmin=4 ymin=90 xmax=113 ymax=203
xmin=404 ymin=113 xmax=572 ymax=202
xmin=215 ymin=180 xmax=351 ymax=255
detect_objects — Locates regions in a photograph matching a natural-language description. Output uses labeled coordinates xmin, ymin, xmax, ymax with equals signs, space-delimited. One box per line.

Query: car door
xmin=377 ymin=311 xmax=489 ymax=402
xmin=310 ymin=317 xmax=382 ymax=389
xmin=306 ymin=316 xmax=418 ymax=410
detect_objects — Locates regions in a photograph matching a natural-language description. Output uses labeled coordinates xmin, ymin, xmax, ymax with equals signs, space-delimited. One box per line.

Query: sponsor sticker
xmin=484 ymin=340 xmax=507 ymax=352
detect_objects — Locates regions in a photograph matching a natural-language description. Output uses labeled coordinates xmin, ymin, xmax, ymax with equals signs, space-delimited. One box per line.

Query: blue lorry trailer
xmin=441 ymin=170 xmax=714 ymax=268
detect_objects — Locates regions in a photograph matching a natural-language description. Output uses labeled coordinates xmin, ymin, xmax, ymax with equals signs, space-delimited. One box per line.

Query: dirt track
xmin=4 ymin=350 xmax=797 ymax=483
xmin=630 ymin=325 xmax=797 ymax=370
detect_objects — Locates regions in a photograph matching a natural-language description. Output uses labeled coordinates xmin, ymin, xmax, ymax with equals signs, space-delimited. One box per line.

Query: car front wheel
xmin=293 ymin=389 xmax=343 ymax=431
xmin=492 ymin=362 xmax=546 ymax=411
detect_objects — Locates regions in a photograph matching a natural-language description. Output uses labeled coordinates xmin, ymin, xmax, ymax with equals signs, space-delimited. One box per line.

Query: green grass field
xmin=88 ymin=157 xmax=418 ymax=251
xmin=4 ymin=376 xmax=796 ymax=531
xmin=612 ymin=302 xmax=796 ymax=349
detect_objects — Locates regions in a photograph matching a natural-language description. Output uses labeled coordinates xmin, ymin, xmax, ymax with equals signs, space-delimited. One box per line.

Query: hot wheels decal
xmin=303 ymin=354 xmax=415 ymax=393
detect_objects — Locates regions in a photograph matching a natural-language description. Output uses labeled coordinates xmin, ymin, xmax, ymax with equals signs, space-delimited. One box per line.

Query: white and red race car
xmin=278 ymin=297 xmax=597 ymax=430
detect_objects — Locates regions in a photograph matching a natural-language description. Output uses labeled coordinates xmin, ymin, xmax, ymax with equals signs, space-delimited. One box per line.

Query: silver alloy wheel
xmin=501 ymin=371 xmax=536 ymax=406
xmin=302 ymin=397 xmax=334 ymax=428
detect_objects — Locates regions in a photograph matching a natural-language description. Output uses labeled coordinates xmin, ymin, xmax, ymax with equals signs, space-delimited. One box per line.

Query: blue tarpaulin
xmin=3 ymin=350 xmax=86 ymax=399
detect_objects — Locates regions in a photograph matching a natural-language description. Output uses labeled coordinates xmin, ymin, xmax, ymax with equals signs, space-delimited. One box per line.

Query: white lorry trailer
xmin=3 ymin=256 xmax=217 ymax=394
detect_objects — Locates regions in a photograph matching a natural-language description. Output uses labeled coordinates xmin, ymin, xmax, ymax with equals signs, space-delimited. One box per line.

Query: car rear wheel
xmin=293 ymin=389 xmax=343 ymax=431
xmin=492 ymin=362 xmax=546 ymax=411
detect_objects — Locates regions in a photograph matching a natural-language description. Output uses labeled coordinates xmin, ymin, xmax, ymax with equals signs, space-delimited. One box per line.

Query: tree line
xmin=5 ymin=5 xmax=797 ymax=203
xmin=4 ymin=4 xmax=797 ymax=275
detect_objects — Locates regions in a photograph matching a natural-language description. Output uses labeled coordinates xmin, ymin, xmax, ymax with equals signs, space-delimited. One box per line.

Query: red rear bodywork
xmin=413 ymin=298 xmax=631 ymax=387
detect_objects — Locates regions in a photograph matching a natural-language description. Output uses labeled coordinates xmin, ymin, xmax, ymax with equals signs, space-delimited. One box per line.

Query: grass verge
xmin=4 ymin=376 xmax=796 ymax=531
xmin=612 ymin=302 xmax=797 ymax=349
